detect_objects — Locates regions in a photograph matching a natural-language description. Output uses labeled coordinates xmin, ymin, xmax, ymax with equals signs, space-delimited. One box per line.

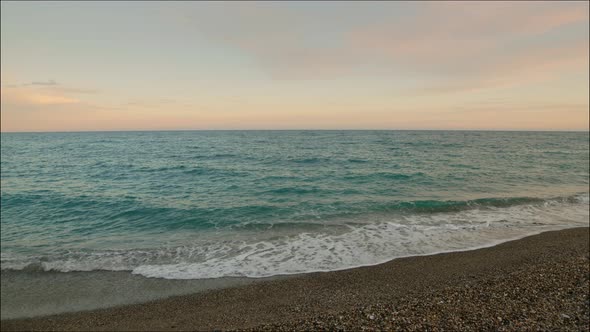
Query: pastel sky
xmin=1 ymin=1 xmax=588 ymax=132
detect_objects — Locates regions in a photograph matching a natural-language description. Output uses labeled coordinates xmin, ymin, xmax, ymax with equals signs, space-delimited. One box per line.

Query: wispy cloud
xmin=1 ymin=86 xmax=79 ymax=106
xmin=0 ymin=78 xmax=102 ymax=108
xmin=182 ymin=1 xmax=589 ymax=85
xmin=4 ymin=79 xmax=60 ymax=87
xmin=1 ymin=79 xmax=114 ymax=132
xmin=409 ymin=40 xmax=589 ymax=95
xmin=47 ymin=87 xmax=99 ymax=94
xmin=29 ymin=79 xmax=58 ymax=86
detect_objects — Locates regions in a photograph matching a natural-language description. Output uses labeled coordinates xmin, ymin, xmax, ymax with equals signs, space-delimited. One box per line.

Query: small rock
xmin=561 ymin=314 xmax=570 ymax=319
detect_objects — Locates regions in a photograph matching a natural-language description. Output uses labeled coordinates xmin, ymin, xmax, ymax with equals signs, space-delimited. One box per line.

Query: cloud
xmin=125 ymin=98 xmax=177 ymax=107
xmin=0 ymin=79 xmax=100 ymax=108
xmin=182 ymin=1 xmax=589 ymax=85
xmin=47 ymin=87 xmax=99 ymax=94
xmin=0 ymin=80 xmax=113 ymax=132
xmin=29 ymin=79 xmax=58 ymax=86
xmin=4 ymin=79 xmax=59 ymax=87
xmin=3 ymin=81 xmax=101 ymax=94
xmin=409 ymin=39 xmax=589 ymax=95
xmin=0 ymin=80 xmax=102 ymax=107
xmin=3 ymin=80 xmax=60 ymax=87
xmin=1 ymin=86 xmax=80 ymax=105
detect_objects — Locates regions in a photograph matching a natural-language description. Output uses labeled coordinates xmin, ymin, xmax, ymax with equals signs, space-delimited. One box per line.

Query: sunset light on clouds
xmin=1 ymin=1 xmax=588 ymax=132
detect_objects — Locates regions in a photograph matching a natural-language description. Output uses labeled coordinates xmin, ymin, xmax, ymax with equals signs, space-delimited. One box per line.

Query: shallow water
xmin=0 ymin=269 xmax=279 ymax=319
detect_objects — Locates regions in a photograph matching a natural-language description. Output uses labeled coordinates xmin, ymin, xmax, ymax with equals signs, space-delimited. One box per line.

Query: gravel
xmin=2 ymin=227 xmax=588 ymax=331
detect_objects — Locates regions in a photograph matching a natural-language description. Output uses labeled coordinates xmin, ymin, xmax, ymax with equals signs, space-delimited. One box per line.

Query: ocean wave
xmin=263 ymin=187 xmax=323 ymax=195
xmin=2 ymin=192 xmax=587 ymax=279
xmin=2 ymin=192 xmax=587 ymax=231
xmin=347 ymin=158 xmax=369 ymax=163
xmin=289 ymin=157 xmax=331 ymax=164
xmin=342 ymin=172 xmax=426 ymax=182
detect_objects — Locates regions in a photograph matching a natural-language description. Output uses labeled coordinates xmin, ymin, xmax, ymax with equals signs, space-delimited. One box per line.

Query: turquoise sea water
xmin=1 ymin=131 xmax=589 ymax=280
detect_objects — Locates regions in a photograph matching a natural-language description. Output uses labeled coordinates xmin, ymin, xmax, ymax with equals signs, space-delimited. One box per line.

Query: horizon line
xmin=1 ymin=128 xmax=589 ymax=134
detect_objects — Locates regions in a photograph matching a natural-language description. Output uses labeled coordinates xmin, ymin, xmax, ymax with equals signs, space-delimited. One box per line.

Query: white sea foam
xmin=133 ymin=200 xmax=588 ymax=279
xmin=4 ymin=194 xmax=586 ymax=279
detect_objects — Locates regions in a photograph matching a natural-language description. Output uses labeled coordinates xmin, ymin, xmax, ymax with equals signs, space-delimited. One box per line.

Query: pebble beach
xmin=2 ymin=227 xmax=588 ymax=331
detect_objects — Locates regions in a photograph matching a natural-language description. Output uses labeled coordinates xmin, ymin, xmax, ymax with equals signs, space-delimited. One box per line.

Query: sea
xmin=1 ymin=130 xmax=589 ymax=318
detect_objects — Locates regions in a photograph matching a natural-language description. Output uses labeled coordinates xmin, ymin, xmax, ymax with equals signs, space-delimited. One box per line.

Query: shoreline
xmin=2 ymin=227 xmax=589 ymax=331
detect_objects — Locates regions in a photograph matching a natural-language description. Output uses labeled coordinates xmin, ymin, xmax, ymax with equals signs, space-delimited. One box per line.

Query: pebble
xmin=244 ymin=253 xmax=589 ymax=332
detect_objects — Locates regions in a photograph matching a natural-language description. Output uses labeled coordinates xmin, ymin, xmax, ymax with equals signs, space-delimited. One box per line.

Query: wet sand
xmin=2 ymin=227 xmax=588 ymax=331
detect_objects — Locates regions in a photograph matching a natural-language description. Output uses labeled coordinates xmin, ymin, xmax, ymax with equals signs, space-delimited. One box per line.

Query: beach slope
xmin=2 ymin=227 xmax=588 ymax=331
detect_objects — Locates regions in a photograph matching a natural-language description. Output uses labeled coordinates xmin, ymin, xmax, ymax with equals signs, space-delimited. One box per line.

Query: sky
xmin=1 ymin=1 xmax=588 ymax=132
